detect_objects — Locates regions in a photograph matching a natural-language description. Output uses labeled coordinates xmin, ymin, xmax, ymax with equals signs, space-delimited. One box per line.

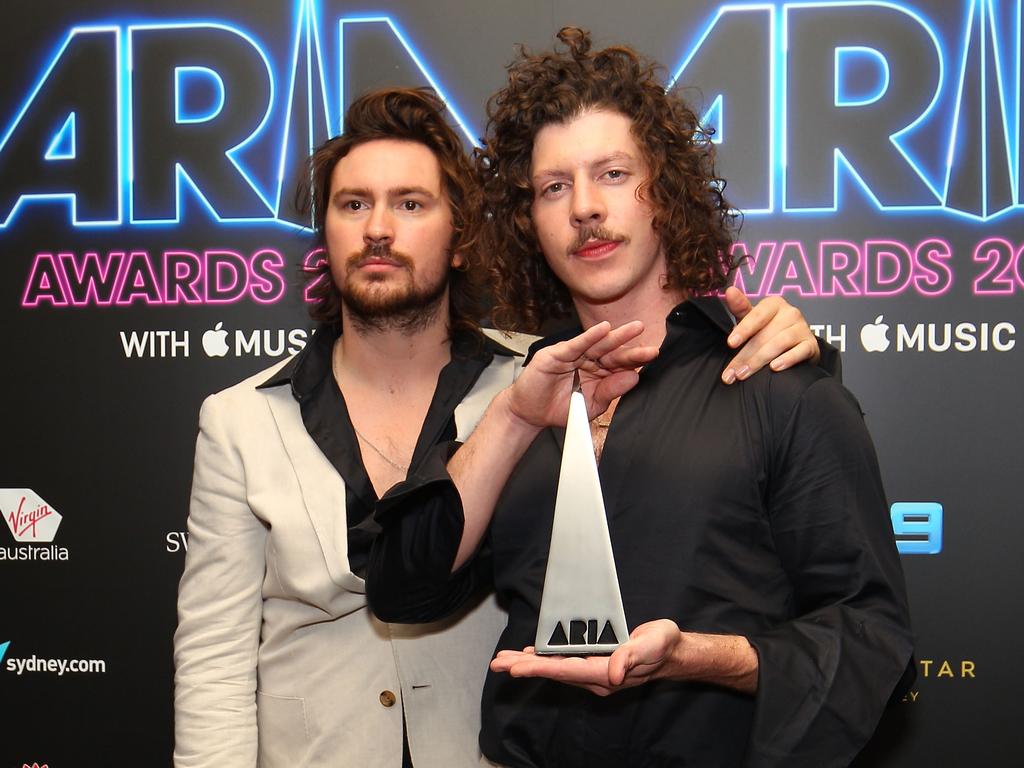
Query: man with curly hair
xmin=368 ymin=29 xmax=914 ymax=767
xmin=174 ymin=86 xmax=820 ymax=768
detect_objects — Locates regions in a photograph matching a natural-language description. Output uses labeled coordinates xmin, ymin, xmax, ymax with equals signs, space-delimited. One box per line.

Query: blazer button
xmin=379 ymin=690 xmax=397 ymax=707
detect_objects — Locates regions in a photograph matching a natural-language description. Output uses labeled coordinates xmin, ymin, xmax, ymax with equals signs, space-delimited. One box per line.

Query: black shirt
xmin=258 ymin=323 xmax=514 ymax=577
xmin=368 ymin=298 xmax=914 ymax=768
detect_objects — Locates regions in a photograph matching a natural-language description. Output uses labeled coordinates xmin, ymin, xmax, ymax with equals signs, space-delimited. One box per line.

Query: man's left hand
xmin=490 ymin=619 xmax=680 ymax=696
xmin=490 ymin=620 xmax=758 ymax=696
xmin=721 ymin=286 xmax=820 ymax=384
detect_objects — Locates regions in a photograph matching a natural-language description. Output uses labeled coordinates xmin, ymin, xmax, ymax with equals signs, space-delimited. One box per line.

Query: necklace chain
xmin=350 ymin=424 xmax=410 ymax=472
xmin=591 ymin=396 xmax=620 ymax=429
xmin=332 ymin=342 xmax=411 ymax=473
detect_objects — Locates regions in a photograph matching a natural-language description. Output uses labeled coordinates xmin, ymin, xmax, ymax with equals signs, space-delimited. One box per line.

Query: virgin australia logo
xmin=1 ymin=489 xmax=62 ymax=543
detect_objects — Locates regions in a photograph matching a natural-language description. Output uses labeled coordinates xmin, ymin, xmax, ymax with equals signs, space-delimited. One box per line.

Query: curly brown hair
xmin=479 ymin=27 xmax=738 ymax=332
xmin=297 ymin=88 xmax=484 ymax=337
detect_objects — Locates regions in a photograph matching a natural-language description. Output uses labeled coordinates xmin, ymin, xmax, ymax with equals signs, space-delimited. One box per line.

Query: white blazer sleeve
xmin=174 ymin=393 xmax=267 ymax=768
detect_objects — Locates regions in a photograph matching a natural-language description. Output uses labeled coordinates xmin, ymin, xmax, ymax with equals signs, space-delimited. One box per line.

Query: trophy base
xmin=534 ymin=616 xmax=623 ymax=656
xmin=535 ymin=643 xmax=617 ymax=656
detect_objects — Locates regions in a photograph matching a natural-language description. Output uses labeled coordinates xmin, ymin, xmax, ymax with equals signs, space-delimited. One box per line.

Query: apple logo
xmin=202 ymin=322 xmax=230 ymax=357
xmin=860 ymin=315 xmax=890 ymax=352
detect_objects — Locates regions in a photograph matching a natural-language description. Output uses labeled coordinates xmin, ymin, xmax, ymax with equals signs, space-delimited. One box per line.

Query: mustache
xmin=568 ymin=226 xmax=628 ymax=256
xmin=346 ymin=244 xmax=414 ymax=269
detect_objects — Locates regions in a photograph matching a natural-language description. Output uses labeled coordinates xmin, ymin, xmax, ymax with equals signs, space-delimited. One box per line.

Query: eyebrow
xmin=531 ymin=151 xmax=637 ymax=183
xmin=331 ymin=186 xmax=439 ymax=204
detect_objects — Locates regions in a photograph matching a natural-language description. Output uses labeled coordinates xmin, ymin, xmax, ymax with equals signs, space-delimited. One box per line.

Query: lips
xmin=347 ymin=246 xmax=414 ymax=273
xmin=357 ymin=257 xmax=404 ymax=269
xmin=572 ymin=239 xmax=621 ymax=260
xmin=350 ymin=252 xmax=410 ymax=273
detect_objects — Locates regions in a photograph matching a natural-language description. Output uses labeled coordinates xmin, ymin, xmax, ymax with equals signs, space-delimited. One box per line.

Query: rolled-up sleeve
xmin=366 ymin=441 xmax=486 ymax=623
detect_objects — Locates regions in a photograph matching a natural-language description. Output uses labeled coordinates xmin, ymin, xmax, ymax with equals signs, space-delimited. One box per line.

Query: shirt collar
xmin=668 ymin=296 xmax=735 ymax=336
xmin=256 ymin=322 xmax=336 ymax=400
xmin=523 ymin=296 xmax=735 ymax=365
xmin=257 ymin=323 xmax=517 ymax=401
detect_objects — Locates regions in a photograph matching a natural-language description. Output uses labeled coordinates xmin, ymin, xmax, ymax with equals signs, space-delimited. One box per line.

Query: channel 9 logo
xmin=891 ymin=502 xmax=942 ymax=555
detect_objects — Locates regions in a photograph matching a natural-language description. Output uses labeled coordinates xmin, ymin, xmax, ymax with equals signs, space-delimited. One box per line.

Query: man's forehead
xmin=530 ymin=110 xmax=642 ymax=175
xmin=331 ymin=139 xmax=443 ymax=192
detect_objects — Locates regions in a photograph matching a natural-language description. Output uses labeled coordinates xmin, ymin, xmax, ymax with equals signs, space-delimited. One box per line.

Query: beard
xmin=339 ymin=244 xmax=449 ymax=335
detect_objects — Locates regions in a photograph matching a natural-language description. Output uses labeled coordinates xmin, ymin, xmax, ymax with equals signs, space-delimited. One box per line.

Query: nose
xmin=364 ymin=206 xmax=394 ymax=245
xmin=570 ymin=179 xmax=606 ymax=227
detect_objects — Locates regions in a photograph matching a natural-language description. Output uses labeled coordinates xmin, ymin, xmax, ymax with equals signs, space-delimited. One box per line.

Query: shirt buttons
xmin=379 ymin=690 xmax=397 ymax=707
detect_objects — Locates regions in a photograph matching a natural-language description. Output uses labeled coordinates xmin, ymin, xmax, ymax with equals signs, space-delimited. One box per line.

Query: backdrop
xmin=2 ymin=0 xmax=1021 ymax=764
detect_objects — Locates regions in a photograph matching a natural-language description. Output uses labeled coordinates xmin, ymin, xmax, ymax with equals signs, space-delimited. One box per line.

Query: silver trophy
xmin=535 ymin=371 xmax=629 ymax=655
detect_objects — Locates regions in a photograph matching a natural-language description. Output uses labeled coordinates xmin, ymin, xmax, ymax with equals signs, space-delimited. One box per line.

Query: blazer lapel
xmin=259 ymin=352 xmax=518 ymax=591
xmin=264 ymin=386 xmax=366 ymax=592
xmin=453 ymin=354 xmax=520 ymax=441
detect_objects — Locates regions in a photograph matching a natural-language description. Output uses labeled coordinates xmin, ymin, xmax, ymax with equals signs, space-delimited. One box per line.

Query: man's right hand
xmin=505 ymin=320 xmax=659 ymax=430
xmin=449 ymin=321 xmax=658 ymax=570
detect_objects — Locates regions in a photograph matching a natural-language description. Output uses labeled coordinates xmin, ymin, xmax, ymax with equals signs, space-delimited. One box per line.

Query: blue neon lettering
xmin=0 ymin=1 xmax=1020 ymax=229
xmin=174 ymin=67 xmax=226 ymax=124
xmin=834 ymin=46 xmax=891 ymax=107
xmin=0 ymin=27 xmax=121 ymax=227
xmin=44 ymin=112 xmax=78 ymax=160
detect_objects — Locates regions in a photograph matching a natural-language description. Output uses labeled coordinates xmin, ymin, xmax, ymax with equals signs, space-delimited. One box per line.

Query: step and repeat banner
xmin=2 ymin=0 xmax=1020 ymax=764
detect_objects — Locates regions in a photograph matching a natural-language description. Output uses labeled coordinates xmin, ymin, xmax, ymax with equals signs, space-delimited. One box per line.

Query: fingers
xmin=540 ymin=320 xmax=656 ymax=377
xmin=767 ymin=338 xmax=820 ymax=372
xmin=726 ymin=296 xmax=785 ymax=350
xmin=491 ymin=648 xmax=615 ymax=688
xmin=723 ymin=324 xmax=798 ymax=380
xmin=589 ymin=370 xmax=641 ymax=416
xmin=722 ymin=298 xmax=818 ymax=384
xmin=543 ymin=321 xmax=613 ymax=370
xmin=577 ymin=322 xmax=657 ymax=375
xmin=491 ymin=643 xmax=647 ymax=696
xmin=580 ymin=320 xmax=644 ymax=364
xmin=490 ymin=649 xmax=535 ymax=672
xmin=594 ymin=343 xmax=660 ymax=373
xmin=607 ymin=645 xmax=631 ymax=687
xmin=491 ymin=625 xmax=684 ymax=696
xmin=723 ymin=286 xmax=754 ymax=321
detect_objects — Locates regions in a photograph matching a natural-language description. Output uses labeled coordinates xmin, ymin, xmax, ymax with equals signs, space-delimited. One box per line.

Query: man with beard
xmin=366 ymin=31 xmax=914 ymax=768
xmin=174 ymin=88 xmax=829 ymax=767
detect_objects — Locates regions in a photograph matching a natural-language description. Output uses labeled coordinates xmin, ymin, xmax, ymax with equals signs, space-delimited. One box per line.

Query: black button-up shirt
xmin=368 ymin=298 xmax=913 ymax=768
xmin=258 ymin=324 xmax=515 ymax=576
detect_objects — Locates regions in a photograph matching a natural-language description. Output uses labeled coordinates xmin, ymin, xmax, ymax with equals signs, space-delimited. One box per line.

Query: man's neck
xmin=574 ymin=282 xmax=685 ymax=350
xmin=337 ymin=308 xmax=454 ymax=392
xmin=334 ymin=309 xmax=454 ymax=497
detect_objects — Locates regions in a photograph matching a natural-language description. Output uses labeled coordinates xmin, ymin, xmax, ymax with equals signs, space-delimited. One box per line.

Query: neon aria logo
xmin=0 ymin=0 xmax=1021 ymax=231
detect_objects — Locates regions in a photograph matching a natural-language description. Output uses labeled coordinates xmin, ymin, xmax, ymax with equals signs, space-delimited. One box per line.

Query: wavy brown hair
xmin=297 ymin=88 xmax=484 ymax=338
xmin=479 ymin=27 xmax=739 ymax=332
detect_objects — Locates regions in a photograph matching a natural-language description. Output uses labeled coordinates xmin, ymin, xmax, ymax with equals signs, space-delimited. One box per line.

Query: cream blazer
xmin=174 ymin=343 xmax=523 ymax=767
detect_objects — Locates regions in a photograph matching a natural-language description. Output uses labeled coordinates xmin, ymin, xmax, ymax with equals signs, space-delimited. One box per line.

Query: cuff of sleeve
xmin=376 ymin=440 xmax=462 ymax=525
xmin=369 ymin=440 xmax=471 ymax=605
xmin=744 ymin=624 xmax=854 ymax=767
